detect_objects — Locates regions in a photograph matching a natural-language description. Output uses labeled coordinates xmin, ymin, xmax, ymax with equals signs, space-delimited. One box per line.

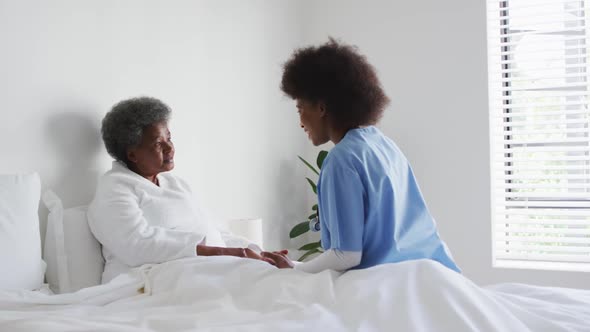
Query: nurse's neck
xmin=328 ymin=125 xmax=365 ymax=144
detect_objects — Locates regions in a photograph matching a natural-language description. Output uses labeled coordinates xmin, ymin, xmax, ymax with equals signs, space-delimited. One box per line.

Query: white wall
xmin=300 ymin=0 xmax=589 ymax=289
xmin=0 ymin=0 xmax=310 ymax=251
xmin=2 ymin=0 xmax=587 ymax=288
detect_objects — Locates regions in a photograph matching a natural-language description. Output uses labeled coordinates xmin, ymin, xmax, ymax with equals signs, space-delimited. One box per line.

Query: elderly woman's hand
xmin=237 ymin=247 xmax=277 ymax=265
xmin=261 ymin=251 xmax=294 ymax=269
xmin=196 ymin=245 xmax=276 ymax=265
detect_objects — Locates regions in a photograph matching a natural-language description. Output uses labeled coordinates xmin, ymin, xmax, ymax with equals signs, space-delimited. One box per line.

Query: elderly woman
xmin=88 ymin=97 xmax=273 ymax=283
xmin=263 ymin=39 xmax=460 ymax=274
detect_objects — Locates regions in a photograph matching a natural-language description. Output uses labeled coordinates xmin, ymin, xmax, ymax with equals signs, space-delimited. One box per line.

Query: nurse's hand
xmin=261 ymin=251 xmax=294 ymax=269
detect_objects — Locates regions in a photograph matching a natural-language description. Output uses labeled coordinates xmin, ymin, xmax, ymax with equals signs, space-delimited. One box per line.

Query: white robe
xmin=88 ymin=161 xmax=229 ymax=283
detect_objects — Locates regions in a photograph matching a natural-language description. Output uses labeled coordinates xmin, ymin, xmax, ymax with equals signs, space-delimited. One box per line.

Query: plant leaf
xmin=298 ymin=248 xmax=322 ymax=262
xmin=298 ymin=241 xmax=321 ymax=251
xmin=316 ymin=150 xmax=328 ymax=169
xmin=289 ymin=221 xmax=310 ymax=238
xmin=312 ymin=204 xmax=318 ymax=211
xmin=307 ymin=213 xmax=317 ymax=220
xmin=298 ymin=156 xmax=319 ymax=175
xmin=306 ymin=178 xmax=317 ymax=194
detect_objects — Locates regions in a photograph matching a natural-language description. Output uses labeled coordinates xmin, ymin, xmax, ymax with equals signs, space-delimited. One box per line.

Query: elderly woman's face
xmin=126 ymin=121 xmax=175 ymax=179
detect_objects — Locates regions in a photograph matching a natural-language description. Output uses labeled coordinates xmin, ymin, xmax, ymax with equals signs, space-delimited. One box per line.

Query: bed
xmin=1 ymin=173 xmax=590 ymax=331
xmin=1 ymin=257 xmax=590 ymax=331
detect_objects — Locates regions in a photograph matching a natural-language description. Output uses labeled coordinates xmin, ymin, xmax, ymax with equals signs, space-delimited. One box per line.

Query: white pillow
xmin=42 ymin=191 xmax=104 ymax=293
xmin=0 ymin=173 xmax=46 ymax=290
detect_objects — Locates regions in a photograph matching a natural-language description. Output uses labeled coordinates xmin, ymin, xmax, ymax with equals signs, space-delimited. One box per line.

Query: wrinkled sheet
xmin=1 ymin=257 xmax=589 ymax=331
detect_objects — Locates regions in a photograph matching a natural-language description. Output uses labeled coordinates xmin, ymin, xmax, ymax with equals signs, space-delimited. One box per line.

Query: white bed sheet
xmin=0 ymin=258 xmax=589 ymax=331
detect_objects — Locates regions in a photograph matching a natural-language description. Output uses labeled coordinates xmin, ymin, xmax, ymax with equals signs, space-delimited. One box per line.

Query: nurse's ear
xmin=318 ymin=101 xmax=327 ymax=118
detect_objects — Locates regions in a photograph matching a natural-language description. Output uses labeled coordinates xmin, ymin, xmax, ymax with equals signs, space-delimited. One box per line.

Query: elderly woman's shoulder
xmin=95 ymin=165 xmax=142 ymax=193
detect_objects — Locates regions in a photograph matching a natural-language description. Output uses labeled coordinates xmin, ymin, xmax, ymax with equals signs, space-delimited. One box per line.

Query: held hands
xmin=226 ymin=247 xmax=294 ymax=269
xmin=261 ymin=250 xmax=294 ymax=269
xmin=222 ymin=247 xmax=276 ymax=265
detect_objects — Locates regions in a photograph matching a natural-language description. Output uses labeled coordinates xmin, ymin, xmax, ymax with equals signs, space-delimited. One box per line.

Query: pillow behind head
xmin=43 ymin=190 xmax=104 ymax=293
xmin=0 ymin=173 xmax=46 ymax=290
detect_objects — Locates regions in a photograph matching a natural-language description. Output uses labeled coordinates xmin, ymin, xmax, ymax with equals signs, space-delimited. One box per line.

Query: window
xmin=487 ymin=0 xmax=590 ymax=271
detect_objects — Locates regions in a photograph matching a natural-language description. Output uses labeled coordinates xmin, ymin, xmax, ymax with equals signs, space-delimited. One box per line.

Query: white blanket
xmin=1 ymin=258 xmax=589 ymax=331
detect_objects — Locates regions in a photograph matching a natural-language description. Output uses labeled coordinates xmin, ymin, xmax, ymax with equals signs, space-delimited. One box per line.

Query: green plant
xmin=289 ymin=150 xmax=328 ymax=261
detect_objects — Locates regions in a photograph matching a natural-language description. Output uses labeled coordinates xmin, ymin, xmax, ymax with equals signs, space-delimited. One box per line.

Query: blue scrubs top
xmin=317 ymin=126 xmax=460 ymax=273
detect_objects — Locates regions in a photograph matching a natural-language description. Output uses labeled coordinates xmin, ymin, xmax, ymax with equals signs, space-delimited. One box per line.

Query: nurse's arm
xmin=293 ymin=249 xmax=361 ymax=273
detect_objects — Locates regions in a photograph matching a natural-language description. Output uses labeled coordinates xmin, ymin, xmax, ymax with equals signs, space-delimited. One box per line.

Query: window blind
xmin=487 ymin=0 xmax=590 ymax=271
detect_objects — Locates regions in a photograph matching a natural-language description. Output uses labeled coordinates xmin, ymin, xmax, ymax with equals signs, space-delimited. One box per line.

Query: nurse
xmin=263 ymin=39 xmax=460 ymax=274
